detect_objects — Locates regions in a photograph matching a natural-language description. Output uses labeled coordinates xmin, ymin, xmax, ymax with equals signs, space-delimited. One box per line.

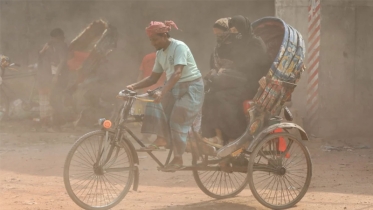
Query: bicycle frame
xmin=101 ymin=92 xmax=248 ymax=173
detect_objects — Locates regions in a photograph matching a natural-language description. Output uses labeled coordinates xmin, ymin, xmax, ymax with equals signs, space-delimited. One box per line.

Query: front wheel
xmin=64 ymin=130 xmax=134 ymax=210
xmin=247 ymin=132 xmax=312 ymax=209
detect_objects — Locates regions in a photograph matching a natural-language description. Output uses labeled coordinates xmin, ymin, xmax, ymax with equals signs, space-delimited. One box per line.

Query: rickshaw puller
xmin=127 ymin=21 xmax=204 ymax=171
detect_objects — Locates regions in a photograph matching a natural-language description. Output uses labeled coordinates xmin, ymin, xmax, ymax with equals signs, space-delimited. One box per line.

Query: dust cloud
xmin=0 ymin=0 xmax=274 ymax=87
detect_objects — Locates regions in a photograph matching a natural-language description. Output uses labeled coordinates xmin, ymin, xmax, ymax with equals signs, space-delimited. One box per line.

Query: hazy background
xmin=1 ymin=0 xmax=373 ymax=138
xmin=0 ymin=0 xmax=275 ymax=85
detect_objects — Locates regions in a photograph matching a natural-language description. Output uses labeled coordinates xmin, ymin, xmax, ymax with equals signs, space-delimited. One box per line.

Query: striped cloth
xmin=141 ymin=78 xmax=204 ymax=156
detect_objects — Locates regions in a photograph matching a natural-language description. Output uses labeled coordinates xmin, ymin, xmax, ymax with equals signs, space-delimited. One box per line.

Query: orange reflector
xmin=103 ymin=120 xmax=112 ymax=129
xmin=273 ymin=128 xmax=290 ymax=158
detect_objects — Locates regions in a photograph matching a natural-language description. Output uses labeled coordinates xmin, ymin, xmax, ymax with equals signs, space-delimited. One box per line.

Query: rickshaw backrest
xmin=251 ymin=17 xmax=306 ymax=117
xmin=68 ymin=20 xmax=118 ymax=74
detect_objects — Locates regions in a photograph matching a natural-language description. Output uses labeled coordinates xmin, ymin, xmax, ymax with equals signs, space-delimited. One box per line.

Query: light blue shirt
xmin=152 ymin=38 xmax=202 ymax=83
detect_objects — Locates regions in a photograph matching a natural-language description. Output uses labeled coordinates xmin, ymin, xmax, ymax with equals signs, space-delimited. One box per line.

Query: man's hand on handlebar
xmin=126 ymin=84 xmax=135 ymax=91
xmin=153 ymin=91 xmax=162 ymax=103
xmin=119 ymin=86 xmax=162 ymax=102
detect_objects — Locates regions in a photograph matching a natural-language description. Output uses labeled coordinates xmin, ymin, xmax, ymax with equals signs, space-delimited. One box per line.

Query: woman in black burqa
xmin=202 ymin=15 xmax=272 ymax=147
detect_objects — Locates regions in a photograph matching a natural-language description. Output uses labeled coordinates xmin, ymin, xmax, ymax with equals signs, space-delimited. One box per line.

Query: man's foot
xmin=151 ymin=136 xmax=168 ymax=148
xmin=203 ymin=136 xmax=224 ymax=148
xmin=162 ymin=157 xmax=184 ymax=172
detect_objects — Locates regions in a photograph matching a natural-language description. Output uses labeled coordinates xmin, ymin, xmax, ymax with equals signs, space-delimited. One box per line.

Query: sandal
xmin=203 ymin=136 xmax=224 ymax=148
xmin=136 ymin=144 xmax=167 ymax=152
xmin=161 ymin=163 xmax=185 ymax=172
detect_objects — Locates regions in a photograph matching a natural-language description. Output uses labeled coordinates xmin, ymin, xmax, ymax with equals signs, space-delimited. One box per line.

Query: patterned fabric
xmin=213 ymin=18 xmax=230 ymax=31
xmin=213 ymin=17 xmax=231 ymax=44
xmin=190 ymin=110 xmax=202 ymax=134
xmin=145 ymin=21 xmax=179 ymax=37
xmin=141 ymin=78 xmax=204 ymax=156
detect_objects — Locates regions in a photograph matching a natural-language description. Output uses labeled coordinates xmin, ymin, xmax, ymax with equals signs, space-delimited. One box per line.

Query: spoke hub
xmin=277 ymin=167 xmax=286 ymax=175
xmin=93 ymin=163 xmax=104 ymax=175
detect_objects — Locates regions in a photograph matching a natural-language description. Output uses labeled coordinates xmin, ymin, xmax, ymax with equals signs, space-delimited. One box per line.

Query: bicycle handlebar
xmin=117 ymin=87 xmax=162 ymax=102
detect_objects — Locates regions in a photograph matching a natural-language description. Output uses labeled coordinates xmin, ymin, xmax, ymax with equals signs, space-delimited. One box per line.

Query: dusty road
xmin=1 ymin=122 xmax=373 ymax=210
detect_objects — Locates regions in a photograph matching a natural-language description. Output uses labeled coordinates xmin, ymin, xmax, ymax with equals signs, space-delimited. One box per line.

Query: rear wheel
xmin=192 ymin=152 xmax=249 ymax=199
xmin=248 ymin=132 xmax=312 ymax=209
xmin=64 ymin=130 xmax=134 ymax=210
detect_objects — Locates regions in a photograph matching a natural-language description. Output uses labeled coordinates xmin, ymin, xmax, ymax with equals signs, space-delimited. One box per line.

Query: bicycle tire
xmin=247 ymin=132 xmax=312 ymax=209
xmin=64 ymin=130 xmax=134 ymax=210
xmin=192 ymin=153 xmax=248 ymax=199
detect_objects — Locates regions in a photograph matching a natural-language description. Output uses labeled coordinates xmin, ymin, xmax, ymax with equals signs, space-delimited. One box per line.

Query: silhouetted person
xmin=37 ymin=28 xmax=68 ymax=131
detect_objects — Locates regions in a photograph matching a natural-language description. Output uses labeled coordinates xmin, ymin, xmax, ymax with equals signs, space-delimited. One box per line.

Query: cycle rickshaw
xmin=63 ymin=17 xmax=312 ymax=210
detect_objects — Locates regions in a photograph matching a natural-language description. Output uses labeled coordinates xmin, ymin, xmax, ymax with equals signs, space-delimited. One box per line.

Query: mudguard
xmin=246 ymin=122 xmax=308 ymax=152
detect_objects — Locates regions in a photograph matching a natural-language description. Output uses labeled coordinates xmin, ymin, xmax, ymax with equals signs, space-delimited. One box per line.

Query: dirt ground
xmin=1 ymin=121 xmax=373 ymax=210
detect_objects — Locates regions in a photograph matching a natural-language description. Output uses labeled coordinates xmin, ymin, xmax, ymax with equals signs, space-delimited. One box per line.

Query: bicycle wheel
xmin=64 ymin=130 xmax=134 ymax=210
xmin=192 ymin=152 xmax=249 ymax=199
xmin=248 ymin=132 xmax=312 ymax=209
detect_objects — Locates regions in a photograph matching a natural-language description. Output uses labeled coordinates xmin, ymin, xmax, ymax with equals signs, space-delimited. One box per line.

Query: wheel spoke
xmin=249 ymin=133 xmax=311 ymax=208
xmin=65 ymin=131 xmax=133 ymax=209
xmin=194 ymin=155 xmax=248 ymax=198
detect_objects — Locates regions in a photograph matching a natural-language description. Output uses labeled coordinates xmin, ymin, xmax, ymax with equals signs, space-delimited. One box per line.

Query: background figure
xmin=37 ymin=28 xmax=68 ymax=131
xmin=138 ymin=52 xmax=166 ymax=93
xmin=136 ymin=52 xmax=166 ymax=142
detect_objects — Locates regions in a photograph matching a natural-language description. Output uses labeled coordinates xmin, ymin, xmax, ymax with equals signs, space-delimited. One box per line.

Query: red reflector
xmin=278 ymin=137 xmax=287 ymax=152
xmin=243 ymin=100 xmax=253 ymax=115
xmin=272 ymin=128 xmax=290 ymax=158
xmin=273 ymin=128 xmax=286 ymax=151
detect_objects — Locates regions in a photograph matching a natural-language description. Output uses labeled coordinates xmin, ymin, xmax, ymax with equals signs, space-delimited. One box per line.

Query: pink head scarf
xmin=145 ymin=21 xmax=179 ymax=37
